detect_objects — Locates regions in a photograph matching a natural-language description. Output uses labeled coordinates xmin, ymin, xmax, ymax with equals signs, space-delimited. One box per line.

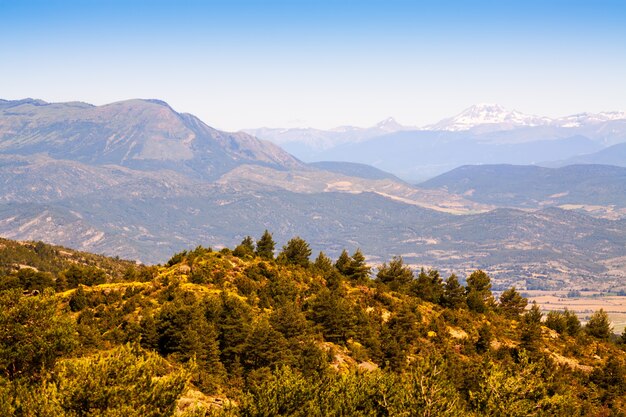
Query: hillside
xmin=2 ymin=98 xmax=626 ymax=290
xmin=1 ymin=236 xmax=625 ymax=415
xmin=0 ymin=98 xmax=303 ymax=180
xmin=552 ymin=142 xmax=626 ymax=168
xmin=420 ymin=164 xmax=626 ymax=217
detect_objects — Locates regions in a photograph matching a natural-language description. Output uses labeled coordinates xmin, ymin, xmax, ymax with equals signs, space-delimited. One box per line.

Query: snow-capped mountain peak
xmin=554 ymin=111 xmax=626 ymax=128
xmin=426 ymin=103 xmax=553 ymax=132
xmin=375 ymin=117 xmax=405 ymax=132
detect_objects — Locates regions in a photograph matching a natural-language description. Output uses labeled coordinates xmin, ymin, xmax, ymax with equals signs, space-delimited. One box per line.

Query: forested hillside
xmin=1 ymin=235 xmax=626 ymax=416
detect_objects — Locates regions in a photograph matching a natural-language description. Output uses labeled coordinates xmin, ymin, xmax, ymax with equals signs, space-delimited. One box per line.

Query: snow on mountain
xmin=554 ymin=111 xmax=626 ymax=128
xmin=426 ymin=103 xmax=553 ymax=132
xmin=375 ymin=117 xmax=408 ymax=132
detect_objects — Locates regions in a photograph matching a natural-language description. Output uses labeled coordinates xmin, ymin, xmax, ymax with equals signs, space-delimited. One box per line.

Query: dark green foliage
xmin=0 ymin=237 xmax=625 ymax=415
xmin=475 ymin=323 xmax=492 ymax=353
xmin=498 ymin=287 xmax=528 ymax=319
xmin=442 ymin=274 xmax=466 ymax=309
xmin=167 ymin=250 xmax=188 ymax=267
xmin=278 ymin=237 xmax=312 ymax=268
xmin=590 ymin=355 xmax=626 ymax=405
xmin=313 ymin=251 xmax=333 ymax=273
xmin=376 ymin=256 xmax=413 ymax=291
xmin=334 ymin=250 xmax=352 ymax=275
xmin=62 ymin=264 xmax=107 ymax=288
xmin=255 ymin=230 xmax=276 ymax=260
xmin=53 ymin=344 xmax=188 ymax=417
xmin=545 ymin=309 xmax=581 ymax=337
xmin=242 ymin=319 xmax=293 ymax=370
xmin=68 ymin=285 xmax=88 ymax=312
xmin=520 ymin=301 xmax=543 ymax=352
xmin=270 ymin=303 xmax=310 ymax=339
xmin=412 ymin=268 xmax=444 ymax=304
xmin=0 ymin=289 xmax=76 ymax=380
xmin=308 ymin=288 xmax=355 ymax=344
xmin=466 ymin=270 xmax=495 ymax=313
xmin=345 ymin=249 xmax=371 ymax=283
xmin=233 ymin=236 xmax=255 ymax=259
xmin=216 ymin=293 xmax=253 ymax=370
xmin=585 ymin=308 xmax=613 ymax=340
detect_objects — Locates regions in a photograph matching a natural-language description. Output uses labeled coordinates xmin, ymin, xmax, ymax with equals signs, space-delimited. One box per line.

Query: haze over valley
xmin=2 ymin=97 xmax=626 ymax=293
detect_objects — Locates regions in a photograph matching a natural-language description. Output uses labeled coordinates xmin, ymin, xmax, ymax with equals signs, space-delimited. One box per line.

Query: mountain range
xmin=246 ymin=103 xmax=626 ymax=181
xmin=2 ymin=98 xmax=626 ymax=291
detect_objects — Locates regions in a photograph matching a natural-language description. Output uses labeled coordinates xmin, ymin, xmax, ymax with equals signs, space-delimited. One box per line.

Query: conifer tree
xmin=347 ymin=249 xmax=370 ymax=283
xmin=442 ymin=274 xmax=466 ymax=309
xmin=376 ymin=256 xmax=414 ymax=291
xmin=334 ymin=250 xmax=352 ymax=275
xmin=466 ymin=270 xmax=495 ymax=313
xmin=586 ymin=309 xmax=613 ymax=340
xmin=255 ymin=230 xmax=275 ymax=260
xmin=313 ymin=251 xmax=334 ymax=273
xmin=412 ymin=268 xmax=444 ymax=304
xmin=520 ymin=301 xmax=543 ymax=352
xmin=278 ymin=237 xmax=312 ymax=268
xmin=498 ymin=287 xmax=528 ymax=319
xmin=233 ymin=236 xmax=255 ymax=258
xmin=564 ymin=309 xmax=581 ymax=336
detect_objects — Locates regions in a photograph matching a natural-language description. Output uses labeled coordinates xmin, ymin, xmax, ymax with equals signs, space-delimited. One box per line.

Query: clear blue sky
xmin=1 ymin=0 xmax=625 ymax=130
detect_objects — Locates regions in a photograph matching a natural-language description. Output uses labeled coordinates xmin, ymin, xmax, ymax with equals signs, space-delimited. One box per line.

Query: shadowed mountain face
xmin=420 ymin=164 xmax=626 ymax=215
xmin=0 ymin=98 xmax=303 ymax=179
xmin=550 ymin=142 xmax=626 ymax=168
xmin=2 ymin=98 xmax=626 ymax=289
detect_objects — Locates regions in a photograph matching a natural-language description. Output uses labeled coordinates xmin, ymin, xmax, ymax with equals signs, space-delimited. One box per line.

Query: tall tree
xmin=466 ymin=270 xmax=495 ymax=313
xmin=498 ymin=287 xmax=528 ymax=319
xmin=313 ymin=251 xmax=334 ymax=273
xmin=233 ymin=236 xmax=255 ymax=258
xmin=412 ymin=268 xmax=444 ymax=304
xmin=520 ymin=301 xmax=543 ymax=352
xmin=586 ymin=309 xmax=613 ymax=340
xmin=442 ymin=274 xmax=466 ymax=309
xmin=278 ymin=237 xmax=312 ymax=268
xmin=334 ymin=250 xmax=352 ymax=276
xmin=347 ymin=249 xmax=370 ymax=283
xmin=376 ymin=256 xmax=414 ymax=291
xmin=256 ymin=230 xmax=276 ymax=260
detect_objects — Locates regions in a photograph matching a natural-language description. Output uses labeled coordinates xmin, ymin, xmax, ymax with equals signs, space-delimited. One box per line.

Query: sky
xmin=1 ymin=0 xmax=626 ymax=131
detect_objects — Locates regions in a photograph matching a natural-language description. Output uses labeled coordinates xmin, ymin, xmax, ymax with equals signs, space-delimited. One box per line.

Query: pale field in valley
xmin=524 ymin=291 xmax=626 ymax=334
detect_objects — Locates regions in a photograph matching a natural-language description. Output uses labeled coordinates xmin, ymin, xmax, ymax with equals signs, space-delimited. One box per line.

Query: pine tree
xmin=69 ymin=285 xmax=88 ymax=312
xmin=335 ymin=250 xmax=352 ymax=275
xmin=256 ymin=230 xmax=276 ymax=260
xmin=376 ymin=256 xmax=414 ymax=291
xmin=412 ymin=268 xmax=444 ymax=304
xmin=466 ymin=270 xmax=495 ymax=313
xmin=278 ymin=237 xmax=312 ymax=267
xmin=233 ymin=236 xmax=255 ymax=258
xmin=442 ymin=274 xmax=466 ymax=309
xmin=347 ymin=249 xmax=370 ymax=283
xmin=498 ymin=287 xmax=528 ymax=319
xmin=313 ymin=251 xmax=334 ymax=273
xmin=520 ymin=301 xmax=543 ymax=352
xmin=585 ymin=309 xmax=613 ymax=340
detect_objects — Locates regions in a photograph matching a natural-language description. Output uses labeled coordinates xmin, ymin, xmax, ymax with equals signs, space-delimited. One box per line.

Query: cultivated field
xmin=525 ymin=291 xmax=626 ymax=334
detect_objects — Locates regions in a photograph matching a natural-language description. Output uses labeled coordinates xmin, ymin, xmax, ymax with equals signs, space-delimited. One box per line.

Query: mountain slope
xmin=551 ymin=142 xmax=626 ymax=167
xmin=0 ymin=98 xmax=303 ymax=179
xmin=2 ymin=98 xmax=626 ymax=289
xmin=313 ymin=132 xmax=601 ymax=181
xmin=420 ymin=164 xmax=626 ymax=217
